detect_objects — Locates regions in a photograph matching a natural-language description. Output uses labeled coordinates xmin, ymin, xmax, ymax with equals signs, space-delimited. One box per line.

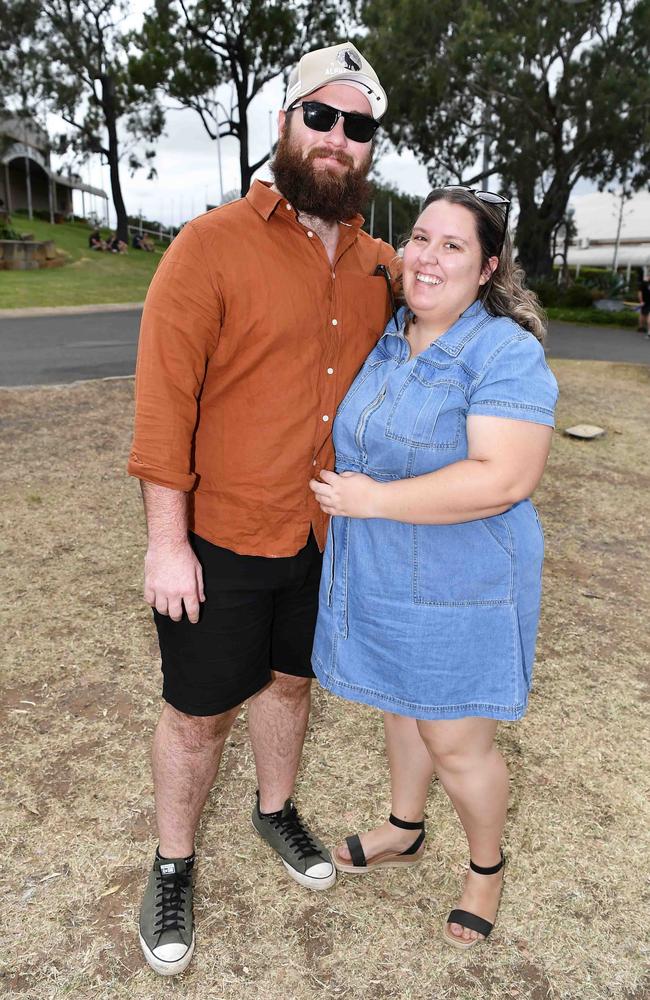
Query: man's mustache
xmin=307 ymin=147 xmax=355 ymax=170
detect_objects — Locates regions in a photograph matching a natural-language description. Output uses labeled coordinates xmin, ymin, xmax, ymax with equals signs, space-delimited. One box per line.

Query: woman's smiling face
xmin=402 ymin=199 xmax=496 ymax=325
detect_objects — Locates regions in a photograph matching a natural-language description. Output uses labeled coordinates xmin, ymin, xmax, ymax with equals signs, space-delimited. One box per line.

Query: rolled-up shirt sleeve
xmin=467 ymin=332 xmax=558 ymax=427
xmin=127 ymin=222 xmax=223 ymax=491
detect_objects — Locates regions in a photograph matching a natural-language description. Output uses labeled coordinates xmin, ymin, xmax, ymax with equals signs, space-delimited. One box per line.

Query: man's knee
xmin=271 ymin=672 xmax=312 ymax=697
xmin=160 ymin=702 xmax=239 ymax=751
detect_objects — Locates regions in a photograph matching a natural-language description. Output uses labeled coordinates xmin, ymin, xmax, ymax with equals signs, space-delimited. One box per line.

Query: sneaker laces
xmin=154 ymin=869 xmax=190 ymax=934
xmin=268 ymin=805 xmax=322 ymax=861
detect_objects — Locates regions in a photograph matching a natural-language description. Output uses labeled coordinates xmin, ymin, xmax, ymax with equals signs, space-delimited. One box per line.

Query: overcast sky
xmin=44 ymin=0 xmax=603 ymax=233
xmin=48 ymin=71 xmax=432 ymax=230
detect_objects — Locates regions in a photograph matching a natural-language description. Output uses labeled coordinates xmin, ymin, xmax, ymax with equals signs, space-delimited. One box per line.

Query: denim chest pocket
xmin=385 ymin=371 xmax=466 ymax=449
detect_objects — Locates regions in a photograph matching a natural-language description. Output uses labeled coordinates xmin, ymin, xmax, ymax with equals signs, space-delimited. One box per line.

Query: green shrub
xmin=0 ymin=225 xmax=23 ymax=240
xmin=561 ymin=284 xmax=594 ymax=308
xmin=546 ymin=306 xmax=639 ymax=327
xmin=530 ymin=279 xmax=560 ymax=307
xmin=530 ymin=279 xmax=598 ymax=309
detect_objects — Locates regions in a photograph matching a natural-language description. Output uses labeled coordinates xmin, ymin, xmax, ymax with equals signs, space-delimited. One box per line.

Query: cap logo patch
xmin=337 ymin=48 xmax=362 ymax=72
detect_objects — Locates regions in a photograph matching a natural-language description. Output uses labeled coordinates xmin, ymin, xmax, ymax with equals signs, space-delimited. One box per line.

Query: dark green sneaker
xmin=252 ymin=794 xmax=336 ymax=890
xmin=138 ymin=854 xmax=195 ymax=976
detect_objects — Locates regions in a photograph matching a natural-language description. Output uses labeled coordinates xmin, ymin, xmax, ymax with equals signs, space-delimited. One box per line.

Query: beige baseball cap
xmin=284 ymin=42 xmax=387 ymax=120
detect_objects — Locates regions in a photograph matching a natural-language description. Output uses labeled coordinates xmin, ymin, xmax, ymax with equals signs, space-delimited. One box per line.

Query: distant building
xmin=566 ymin=190 xmax=650 ymax=276
xmin=0 ymin=116 xmax=108 ymax=221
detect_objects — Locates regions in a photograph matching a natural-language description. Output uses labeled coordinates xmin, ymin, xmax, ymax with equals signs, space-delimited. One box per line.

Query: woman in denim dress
xmin=310 ymin=188 xmax=558 ymax=948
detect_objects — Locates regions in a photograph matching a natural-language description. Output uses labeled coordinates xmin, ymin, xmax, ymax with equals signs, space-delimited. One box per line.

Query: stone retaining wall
xmin=0 ymin=239 xmax=64 ymax=270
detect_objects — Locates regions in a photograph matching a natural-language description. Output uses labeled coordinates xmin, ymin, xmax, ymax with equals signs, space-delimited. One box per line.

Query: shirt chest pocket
xmin=384 ymin=371 xmax=466 ymax=450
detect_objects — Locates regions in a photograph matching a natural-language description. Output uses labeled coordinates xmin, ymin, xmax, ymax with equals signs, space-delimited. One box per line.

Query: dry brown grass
xmin=0 ymin=359 xmax=648 ymax=1000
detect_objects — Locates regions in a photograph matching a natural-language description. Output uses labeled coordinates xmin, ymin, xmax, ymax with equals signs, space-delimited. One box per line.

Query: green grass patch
xmin=546 ymin=305 xmax=640 ymax=327
xmin=0 ymin=213 xmax=163 ymax=309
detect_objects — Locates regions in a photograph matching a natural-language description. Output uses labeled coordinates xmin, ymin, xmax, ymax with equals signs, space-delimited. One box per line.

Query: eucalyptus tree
xmin=6 ymin=0 xmax=165 ymax=240
xmin=360 ymin=0 xmax=650 ymax=276
xmin=131 ymin=0 xmax=351 ymax=196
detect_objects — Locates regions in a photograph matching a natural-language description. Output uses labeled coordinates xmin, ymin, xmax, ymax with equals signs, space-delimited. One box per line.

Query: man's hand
xmin=144 ymin=542 xmax=205 ymax=623
xmin=309 ymin=470 xmax=383 ymax=519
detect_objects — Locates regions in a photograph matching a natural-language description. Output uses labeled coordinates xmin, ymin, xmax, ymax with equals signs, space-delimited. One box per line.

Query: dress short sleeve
xmin=467 ymin=332 xmax=558 ymax=427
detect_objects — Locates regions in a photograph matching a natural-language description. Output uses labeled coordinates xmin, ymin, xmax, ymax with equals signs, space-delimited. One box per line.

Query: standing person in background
xmin=128 ymin=42 xmax=393 ymax=976
xmin=311 ymin=187 xmax=558 ymax=950
xmin=637 ymin=266 xmax=650 ymax=335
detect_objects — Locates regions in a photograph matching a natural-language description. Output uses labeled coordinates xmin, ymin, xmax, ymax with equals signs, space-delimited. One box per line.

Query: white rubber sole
xmin=252 ymin=818 xmax=336 ymax=890
xmin=138 ymin=930 xmax=196 ymax=976
xmin=281 ymin=857 xmax=337 ymax=891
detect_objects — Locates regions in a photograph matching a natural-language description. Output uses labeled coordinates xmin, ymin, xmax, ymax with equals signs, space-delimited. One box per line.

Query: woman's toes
xmin=335 ymin=841 xmax=351 ymax=862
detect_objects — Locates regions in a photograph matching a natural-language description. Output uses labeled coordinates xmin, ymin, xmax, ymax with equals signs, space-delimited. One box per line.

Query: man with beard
xmin=129 ymin=42 xmax=393 ymax=976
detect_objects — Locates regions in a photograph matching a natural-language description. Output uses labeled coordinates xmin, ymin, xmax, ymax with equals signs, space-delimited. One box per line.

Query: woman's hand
xmin=309 ymin=470 xmax=383 ymax=518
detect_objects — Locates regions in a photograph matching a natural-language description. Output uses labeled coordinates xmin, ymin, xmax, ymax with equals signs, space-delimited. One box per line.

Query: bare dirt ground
xmin=0 ymin=359 xmax=648 ymax=1000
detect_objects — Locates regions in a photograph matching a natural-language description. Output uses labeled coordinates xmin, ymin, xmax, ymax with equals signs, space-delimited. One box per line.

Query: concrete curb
xmin=0 ymin=302 xmax=144 ymax=319
xmin=0 ymin=374 xmax=135 ymax=392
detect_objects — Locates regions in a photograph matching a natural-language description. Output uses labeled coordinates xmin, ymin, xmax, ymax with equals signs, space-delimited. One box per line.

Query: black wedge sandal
xmin=333 ymin=814 xmax=425 ymax=874
xmin=443 ymin=850 xmax=506 ymax=949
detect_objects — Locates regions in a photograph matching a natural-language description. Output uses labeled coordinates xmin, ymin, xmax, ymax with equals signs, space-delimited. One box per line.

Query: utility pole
xmin=611 ymin=188 xmax=627 ymax=272
xmin=480 ymin=102 xmax=491 ymax=192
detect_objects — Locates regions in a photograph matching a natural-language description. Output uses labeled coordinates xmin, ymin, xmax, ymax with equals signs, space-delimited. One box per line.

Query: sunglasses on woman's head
xmin=288 ymin=101 xmax=380 ymax=143
xmin=426 ymin=186 xmax=511 ymax=252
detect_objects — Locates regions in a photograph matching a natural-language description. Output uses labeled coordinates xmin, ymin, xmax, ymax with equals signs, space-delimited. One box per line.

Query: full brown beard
xmin=271 ymin=123 xmax=373 ymax=223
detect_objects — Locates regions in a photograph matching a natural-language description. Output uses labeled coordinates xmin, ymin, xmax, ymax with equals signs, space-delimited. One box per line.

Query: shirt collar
xmin=246 ymin=180 xmax=285 ymax=221
xmin=245 ymin=179 xmax=365 ymax=229
xmin=385 ymin=300 xmax=490 ymax=357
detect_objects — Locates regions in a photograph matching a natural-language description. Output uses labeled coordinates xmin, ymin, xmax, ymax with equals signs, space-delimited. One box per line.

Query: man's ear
xmin=277 ymin=110 xmax=287 ymax=137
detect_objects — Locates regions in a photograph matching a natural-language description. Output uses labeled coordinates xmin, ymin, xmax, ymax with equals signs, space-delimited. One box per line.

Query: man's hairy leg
xmin=153 ymin=703 xmax=240 ymax=857
xmin=247 ymin=673 xmax=312 ymax=813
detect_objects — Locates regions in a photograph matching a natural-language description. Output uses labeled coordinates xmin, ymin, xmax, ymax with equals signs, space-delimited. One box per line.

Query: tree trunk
xmin=514 ymin=170 xmax=574 ymax=280
xmin=101 ymin=74 xmax=129 ymax=242
xmin=238 ymin=106 xmax=252 ymax=196
xmin=515 ymin=209 xmax=555 ymax=279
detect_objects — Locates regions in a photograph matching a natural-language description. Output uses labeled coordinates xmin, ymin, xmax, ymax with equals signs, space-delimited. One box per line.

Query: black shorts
xmin=154 ymin=532 xmax=322 ymax=717
xmin=641 ymin=303 xmax=650 ymax=316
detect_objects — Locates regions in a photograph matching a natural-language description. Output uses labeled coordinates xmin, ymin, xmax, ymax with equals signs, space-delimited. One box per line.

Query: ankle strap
xmin=389 ymin=813 xmax=425 ymax=831
xmin=469 ymin=850 xmax=505 ymax=875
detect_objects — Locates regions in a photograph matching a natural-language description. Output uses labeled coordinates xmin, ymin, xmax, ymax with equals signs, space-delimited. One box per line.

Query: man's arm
xmin=127 ymin=222 xmax=224 ymax=623
xmin=141 ymin=482 xmax=205 ymax=623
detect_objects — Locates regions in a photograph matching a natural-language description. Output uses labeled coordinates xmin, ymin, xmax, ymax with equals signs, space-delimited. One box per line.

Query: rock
xmin=564 ymin=424 xmax=606 ymax=439
xmin=594 ymin=299 xmax=626 ymax=312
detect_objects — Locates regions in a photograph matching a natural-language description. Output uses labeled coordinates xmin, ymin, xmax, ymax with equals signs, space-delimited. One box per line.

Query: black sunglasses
xmin=288 ymin=100 xmax=380 ymax=143
xmin=426 ymin=185 xmax=511 ymax=251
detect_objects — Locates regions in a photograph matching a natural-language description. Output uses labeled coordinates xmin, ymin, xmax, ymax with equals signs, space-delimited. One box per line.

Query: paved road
xmin=546 ymin=319 xmax=650 ymax=365
xmin=0 ymin=309 xmax=142 ymax=387
xmin=1 ymin=309 xmax=649 ymax=387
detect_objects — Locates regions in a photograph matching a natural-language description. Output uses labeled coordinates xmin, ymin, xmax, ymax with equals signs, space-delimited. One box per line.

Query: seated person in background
xmin=141 ymin=233 xmax=155 ymax=252
xmin=132 ymin=232 xmax=144 ymax=250
xmin=109 ymin=232 xmax=128 ymax=253
xmin=88 ymin=229 xmax=106 ymax=251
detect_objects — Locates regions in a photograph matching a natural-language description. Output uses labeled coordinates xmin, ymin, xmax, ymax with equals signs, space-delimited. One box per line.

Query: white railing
xmin=127 ymin=223 xmax=178 ymax=244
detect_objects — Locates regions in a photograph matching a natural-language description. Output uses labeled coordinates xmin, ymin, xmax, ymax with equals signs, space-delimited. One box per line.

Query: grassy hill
xmin=0 ymin=214 xmax=164 ymax=309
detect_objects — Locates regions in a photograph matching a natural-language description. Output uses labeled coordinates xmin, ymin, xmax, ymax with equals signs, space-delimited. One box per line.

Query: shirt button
xmin=313 ymin=459 xmax=317 ymax=466
xmin=327 ymin=367 xmax=334 ymax=375
xmin=307 ymin=231 xmax=314 ymax=238
xmin=331 ymin=319 xmax=338 ymax=326
xmin=285 ymin=203 xmax=292 ymax=210
xmin=322 ymin=414 xmax=329 ymax=422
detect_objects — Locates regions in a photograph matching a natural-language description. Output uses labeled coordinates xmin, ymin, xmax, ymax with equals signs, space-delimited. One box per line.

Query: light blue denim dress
xmin=312 ymin=301 xmax=559 ymax=721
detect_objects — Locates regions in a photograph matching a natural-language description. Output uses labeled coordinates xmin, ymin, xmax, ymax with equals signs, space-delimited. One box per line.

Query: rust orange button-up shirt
xmin=128 ymin=180 xmax=394 ymax=557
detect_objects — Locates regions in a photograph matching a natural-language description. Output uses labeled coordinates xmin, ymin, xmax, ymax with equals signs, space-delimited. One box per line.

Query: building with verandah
xmin=0 ymin=116 xmax=107 ymax=222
